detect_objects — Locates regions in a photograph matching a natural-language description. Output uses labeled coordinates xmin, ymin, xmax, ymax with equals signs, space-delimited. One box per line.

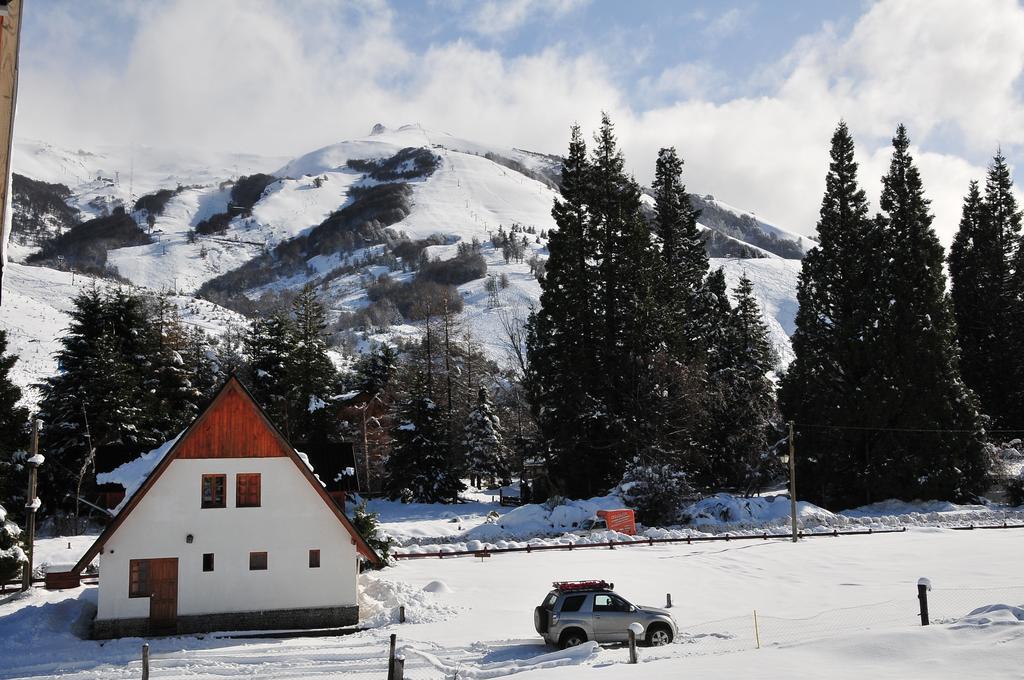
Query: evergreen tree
xmin=714 ymin=276 xmax=780 ymax=493
xmin=527 ymin=124 xmax=602 ymax=496
xmin=38 ymin=287 xmax=156 ymax=513
xmin=462 ymin=387 xmax=507 ymax=487
xmin=0 ymin=330 xmax=29 ymax=511
xmin=0 ymin=503 xmax=26 ymax=582
xmin=871 ymin=125 xmax=989 ymax=503
xmin=285 ymin=284 xmax=340 ymax=446
xmin=952 ymin=150 xmax=1024 ymax=428
xmin=779 ymin=122 xmax=884 ymax=507
xmin=350 ymin=499 xmax=393 ymax=566
xmin=354 ymin=343 xmax=399 ymax=397
xmin=652 ymin=146 xmax=708 ymax=358
xmin=146 ymin=293 xmax=206 ymax=436
xmin=385 ymin=371 xmax=463 ymax=503
xmin=245 ymin=312 xmax=295 ymax=435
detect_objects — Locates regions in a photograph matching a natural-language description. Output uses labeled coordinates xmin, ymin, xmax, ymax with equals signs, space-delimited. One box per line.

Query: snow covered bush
xmin=351 ymin=499 xmax=394 ymax=568
xmin=620 ymin=463 xmax=693 ymax=527
xmin=0 ymin=503 xmax=26 ymax=582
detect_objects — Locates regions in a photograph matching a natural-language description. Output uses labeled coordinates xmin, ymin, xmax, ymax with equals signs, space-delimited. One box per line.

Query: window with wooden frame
xmin=249 ymin=551 xmax=268 ymax=570
xmin=236 ymin=473 xmax=261 ymax=508
xmin=202 ymin=553 xmax=215 ymax=572
xmin=308 ymin=549 xmax=320 ymax=568
xmin=129 ymin=559 xmax=150 ymax=598
xmin=201 ymin=474 xmax=226 ymax=508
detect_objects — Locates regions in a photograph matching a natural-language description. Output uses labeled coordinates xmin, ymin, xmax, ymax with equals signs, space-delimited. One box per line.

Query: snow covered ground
xmin=2 ymin=529 xmax=1022 ymax=679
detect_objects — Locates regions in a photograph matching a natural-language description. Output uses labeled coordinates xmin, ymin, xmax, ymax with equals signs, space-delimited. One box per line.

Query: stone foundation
xmin=92 ymin=604 xmax=359 ymax=639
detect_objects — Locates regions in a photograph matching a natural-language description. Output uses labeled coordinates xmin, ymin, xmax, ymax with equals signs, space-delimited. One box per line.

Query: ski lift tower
xmin=0 ymin=0 xmax=22 ymax=306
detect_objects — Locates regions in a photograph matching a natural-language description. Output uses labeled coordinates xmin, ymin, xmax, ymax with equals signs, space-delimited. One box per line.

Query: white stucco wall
xmin=96 ymin=457 xmax=360 ymax=622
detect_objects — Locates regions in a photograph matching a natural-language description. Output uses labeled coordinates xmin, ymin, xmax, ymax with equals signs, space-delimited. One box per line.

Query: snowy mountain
xmin=1 ymin=125 xmax=808 ymax=403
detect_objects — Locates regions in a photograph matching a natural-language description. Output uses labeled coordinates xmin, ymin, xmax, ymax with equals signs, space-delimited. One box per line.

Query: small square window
xmin=202 ymin=553 xmax=214 ymax=572
xmin=236 ymin=473 xmax=261 ymax=508
xmin=309 ymin=549 xmax=320 ymax=568
xmin=129 ymin=559 xmax=150 ymax=598
xmin=249 ymin=551 xmax=268 ymax=571
xmin=201 ymin=474 xmax=226 ymax=508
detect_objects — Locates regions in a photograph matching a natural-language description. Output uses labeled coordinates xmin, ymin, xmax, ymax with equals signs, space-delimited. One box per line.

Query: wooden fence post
xmin=627 ymin=623 xmax=642 ymax=664
xmin=399 ymin=605 xmax=406 ymax=623
xmin=387 ymin=633 xmax=397 ymax=680
xmin=392 ymin=656 xmax=405 ymax=680
xmin=917 ymin=577 xmax=931 ymax=626
xmin=141 ymin=643 xmax=150 ymax=680
xmin=665 ymin=593 xmax=672 ymax=608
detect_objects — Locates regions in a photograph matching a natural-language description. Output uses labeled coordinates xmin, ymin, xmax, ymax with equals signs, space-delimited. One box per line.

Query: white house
xmin=70 ymin=376 xmax=381 ymax=639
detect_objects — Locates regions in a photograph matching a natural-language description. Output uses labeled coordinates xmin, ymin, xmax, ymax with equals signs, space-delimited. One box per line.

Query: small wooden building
xmin=69 ymin=376 xmax=380 ymax=639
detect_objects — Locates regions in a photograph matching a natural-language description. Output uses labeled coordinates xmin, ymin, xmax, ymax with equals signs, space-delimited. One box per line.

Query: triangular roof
xmin=73 ymin=376 xmax=381 ymax=572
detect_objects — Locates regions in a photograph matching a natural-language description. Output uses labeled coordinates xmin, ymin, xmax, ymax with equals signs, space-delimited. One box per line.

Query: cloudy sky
xmin=17 ymin=0 xmax=1024 ymax=242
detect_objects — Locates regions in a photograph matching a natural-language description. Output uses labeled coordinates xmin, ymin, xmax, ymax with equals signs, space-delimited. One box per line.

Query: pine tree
xmin=953 ymin=150 xmax=1024 ymax=428
xmin=146 ymin=293 xmax=206 ymax=437
xmin=527 ymin=124 xmax=602 ymax=496
xmin=355 ymin=344 xmax=399 ymax=397
xmin=871 ymin=124 xmax=989 ymax=503
xmin=779 ymin=122 xmax=883 ymax=507
xmin=0 ymin=503 xmax=26 ymax=582
xmin=385 ymin=371 xmax=463 ymax=503
xmin=0 ymin=330 xmax=29 ymax=511
xmin=714 ymin=276 xmax=780 ymax=493
xmin=462 ymin=387 xmax=507 ymax=487
xmin=38 ymin=287 xmax=158 ymax=513
xmin=285 ymin=284 xmax=339 ymax=447
xmin=246 ymin=312 xmax=295 ymax=435
xmin=652 ymin=146 xmax=707 ymax=358
xmin=350 ymin=499 xmax=393 ymax=566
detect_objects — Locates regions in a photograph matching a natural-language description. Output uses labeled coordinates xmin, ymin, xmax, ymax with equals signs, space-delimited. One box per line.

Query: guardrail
xmin=392 ymin=526 xmax=913 ymax=560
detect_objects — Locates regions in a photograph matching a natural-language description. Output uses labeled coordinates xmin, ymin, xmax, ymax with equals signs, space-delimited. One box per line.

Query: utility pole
xmin=788 ymin=420 xmax=798 ymax=543
xmin=22 ymin=418 xmax=40 ymax=590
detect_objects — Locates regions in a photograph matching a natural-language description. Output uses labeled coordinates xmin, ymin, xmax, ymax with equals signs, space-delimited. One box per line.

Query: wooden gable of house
xmin=175 ymin=379 xmax=291 ymax=459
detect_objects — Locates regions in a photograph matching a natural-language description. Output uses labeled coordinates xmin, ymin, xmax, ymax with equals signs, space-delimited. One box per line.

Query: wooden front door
xmin=148 ymin=558 xmax=178 ymax=633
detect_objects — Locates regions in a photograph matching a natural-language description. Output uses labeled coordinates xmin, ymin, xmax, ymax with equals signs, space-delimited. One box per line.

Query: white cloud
xmin=14 ymin=0 xmax=1024 ymax=246
xmin=704 ymin=7 xmax=751 ymax=40
xmin=470 ymin=0 xmax=589 ymax=37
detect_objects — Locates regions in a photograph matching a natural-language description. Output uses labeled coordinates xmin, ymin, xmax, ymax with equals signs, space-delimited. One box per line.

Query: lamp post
xmin=780 ymin=421 xmax=798 ymax=543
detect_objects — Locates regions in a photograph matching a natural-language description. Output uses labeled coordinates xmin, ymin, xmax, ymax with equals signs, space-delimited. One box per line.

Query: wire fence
xmin=671 ymin=584 xmax=1024 ymax=657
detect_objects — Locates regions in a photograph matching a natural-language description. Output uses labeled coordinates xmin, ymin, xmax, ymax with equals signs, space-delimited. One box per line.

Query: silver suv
xmin=534 ymin=581 xmax=678 ymax=648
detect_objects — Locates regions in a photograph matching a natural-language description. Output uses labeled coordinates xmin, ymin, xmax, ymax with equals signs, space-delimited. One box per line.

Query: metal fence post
xmin=917 ymin=577 xmax=931 ymax=626
xmin=141 ymin=643 xmax=150 ymax=680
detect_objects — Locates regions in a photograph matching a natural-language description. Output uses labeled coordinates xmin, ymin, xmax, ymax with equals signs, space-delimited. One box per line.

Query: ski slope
xmin=0 ymin=261 xmax=247 ymax=407
xmin=4 ymin=125 xmax=807 ymax=392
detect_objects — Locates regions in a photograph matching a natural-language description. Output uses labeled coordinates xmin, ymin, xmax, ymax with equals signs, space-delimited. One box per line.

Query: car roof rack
xmin=553 ymin=580 xmax=613 ymax=592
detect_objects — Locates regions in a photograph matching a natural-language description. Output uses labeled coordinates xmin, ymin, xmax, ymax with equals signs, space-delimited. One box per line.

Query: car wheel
xmin=559 ymin=630 xmax=587 ymax=649
xmin=646 ymin=625 xmax=673 ymax=646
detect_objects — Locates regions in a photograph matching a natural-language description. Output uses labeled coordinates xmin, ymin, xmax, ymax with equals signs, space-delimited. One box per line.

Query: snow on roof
xmin=96 ymin=431 xmax=184 ymax=514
